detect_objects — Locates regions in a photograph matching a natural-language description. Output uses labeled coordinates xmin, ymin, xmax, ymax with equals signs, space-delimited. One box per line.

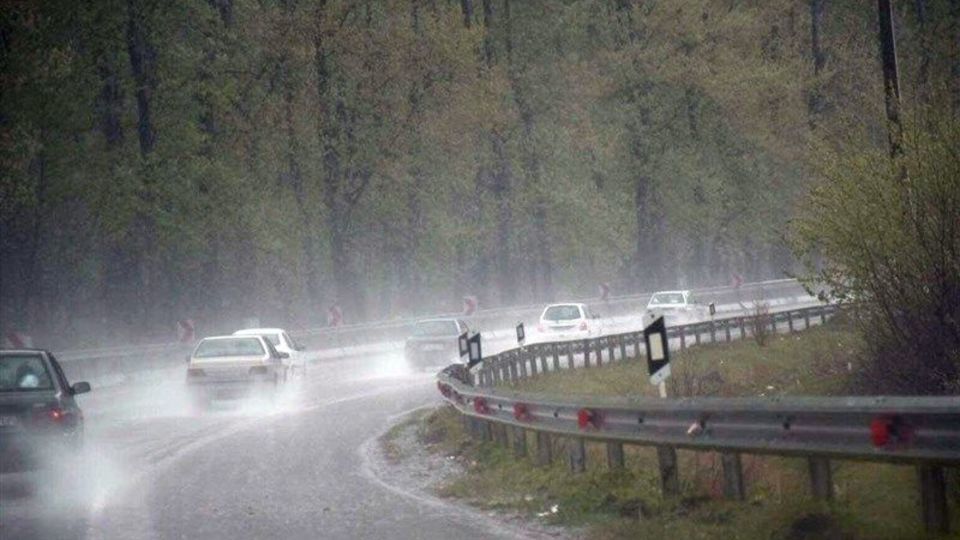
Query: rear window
xmin=0 ymin=354 xmax=54 ymax=391
xmin=649 ymin=293 xmax=686 ymax=305
xmin=193 ymin=337 xmax=265 ymax=358
xmin=542 ymin=305 xmax=583 ymax=321
xmin=413 ymin=321 xmax=460 ymax=336
xmin=263 ymin=334 xmax=281 ymax=346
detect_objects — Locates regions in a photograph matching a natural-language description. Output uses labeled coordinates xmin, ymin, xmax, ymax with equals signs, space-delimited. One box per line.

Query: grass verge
xmin=416 ymin=319 xmax=959 ymax=539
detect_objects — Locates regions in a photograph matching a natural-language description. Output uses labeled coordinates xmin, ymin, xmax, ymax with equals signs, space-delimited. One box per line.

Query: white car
xmin=535 ymin=303 xmax=603 ymax=342
xmin=234 ymin=328 xmax=307 ymax=376
xmin=186 ymin=335 xmax=287 ymax=407
xmin=645 ymin=290 xmax=707 ymax=325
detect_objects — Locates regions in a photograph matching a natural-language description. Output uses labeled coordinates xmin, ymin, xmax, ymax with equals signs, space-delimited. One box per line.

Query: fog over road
xmin=0 ymin=350 xmax=534 ymax=540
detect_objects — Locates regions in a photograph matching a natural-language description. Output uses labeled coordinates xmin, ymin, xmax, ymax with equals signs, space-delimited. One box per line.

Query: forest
xmin=1 ymin=1 xmax=958 ymax=348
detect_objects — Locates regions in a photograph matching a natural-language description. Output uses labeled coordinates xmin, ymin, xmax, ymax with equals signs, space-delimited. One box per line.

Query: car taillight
xmin=579 ymin=321 xmax=588 ymax=331
xmin=32 ymin=407 xmax=75 ymax=426
xmin=249 ymin=366 xmax=268 ymax=375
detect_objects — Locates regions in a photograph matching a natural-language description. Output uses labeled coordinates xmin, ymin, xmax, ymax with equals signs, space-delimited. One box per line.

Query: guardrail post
xmin=527 ymin=349 xmax=537 ymax=377
xmin=568 ymin=438 xmax=586 ymax=473
xmin=535 ymin=432 xmax=552 ymax=466
xmin=494 ymin=423 xmax=509 ymax=447
xmin=695 ymin=325 xmax=702 ymax=345
xmin=804 ymin=309 xmax=811 ymax=329
xmin=807 ymin=457 xmax=833 ymax=501
xmin=657 ymin=447 xmax=679 ymax=497
xmin=512 ymin=427 xmax=527 ymax=458
xmin=481 ymin=420 xmax=493 ymax=442
xmin=709 ymin=321 xmax=717 ymax=343
xmin=517 ymin=352 xmax=527 ymax=379
xmin=819 ymin=306 xmax=827 ymax=325
xmin=607 ymin=337 xmax=615 ymax=363
xmin=540 ymin=346 xmax=549 ymax=373
xmin=510 ymin=355 xmax=520 ymax=381
xmin=724 ymin=320 xmax=732 ymax=342
xmin=552 ymin=343 xmax=561 ymax=371
xmin=721 ymin=452 xmax=746 ymax=501
xmin=679 ymin=330 xmax=687 ymax=350
xmin=739 ymin=318 xmax=747 ymax=340
xmin=634 ymin=332 xmax=642 ymax=358
xmin=619 ymin=334 xmax=627 ymax=361
xmin=787 ymin=311 xmax=795 ymax=333
xmin=583 ymin=339 xmax=591 ymax=368
xmin=566 ymin=342 xmax=575 ymax=369
xmin=918 ymin=465 xmax=949 ymax=534
xmin=606 ymin=442 xmax=624 ymax=470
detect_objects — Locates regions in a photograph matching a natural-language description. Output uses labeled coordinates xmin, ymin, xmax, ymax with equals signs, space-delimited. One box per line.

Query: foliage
xmin=1 ymin=1 xmax=957 ymax=348
xmin=792 ymin=113 xmax=960 ymax=394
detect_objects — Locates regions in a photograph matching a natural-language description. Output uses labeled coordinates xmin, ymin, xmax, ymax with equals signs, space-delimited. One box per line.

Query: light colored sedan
xmin=535 ymin=303 xmax=603 ymax=342
xmin=645 ymin=290 xmax=707 ymax=325
xmin=234 ymin=328 xmax=307 ymax=376
xmin=186 ymin=335 xmax=287 ymax=408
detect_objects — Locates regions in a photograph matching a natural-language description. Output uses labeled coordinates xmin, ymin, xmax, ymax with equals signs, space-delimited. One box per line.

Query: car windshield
xmin=543 ymin=306 xmax=582 ymax=321
xmin=0 ymin=354 xmax=54 ymax=391
xmin=193 ymin=337 xmax=265 ymax=358
xmin=650 ymin=293 xmax=686 ymax=305
xmin=413 ymin=321 xmax=459 ymax=336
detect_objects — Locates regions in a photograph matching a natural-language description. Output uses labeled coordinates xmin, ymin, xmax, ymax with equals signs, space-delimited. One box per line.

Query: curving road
xmin=0 ymin=351 xmax=536 ymax=540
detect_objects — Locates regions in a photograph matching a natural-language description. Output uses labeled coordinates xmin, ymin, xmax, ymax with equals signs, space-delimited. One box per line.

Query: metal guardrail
xmin=473 ymin=304 xmax=839 ymax=387
xmin=47 ymin=278 xmax=811 ymax=383
xmin=435 ymin=304 xmax=960 ymax=534
xmin=54 ymin=278 xmax=808 ymax=361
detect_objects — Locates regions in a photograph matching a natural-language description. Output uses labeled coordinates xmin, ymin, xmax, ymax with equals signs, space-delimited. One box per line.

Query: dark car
xmin=0 ymin=349 xmax=90 ymax=471
xmin=404 ymin=319 xmax=469 ymax=369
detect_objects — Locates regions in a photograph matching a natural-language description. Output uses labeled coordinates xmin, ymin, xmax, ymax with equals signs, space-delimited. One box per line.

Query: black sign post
xmin=516 ymin=322 xmax=525 ymax=346
xmin=467 ymin=333 xmax=483 ymax=369
xmin=644 ymin=316 xmax=671 ymax=389
xmin=458 ymin=331 xmax=469 ymax=358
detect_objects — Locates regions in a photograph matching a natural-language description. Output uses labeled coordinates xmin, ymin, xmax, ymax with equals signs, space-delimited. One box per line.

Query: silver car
xmin=185 ymin=335 xmax=287 ymax=408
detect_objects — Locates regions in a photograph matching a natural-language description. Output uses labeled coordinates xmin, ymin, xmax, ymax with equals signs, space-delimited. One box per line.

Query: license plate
xmin=422 ymin=344 xmax=444 ymax=351
xmin=0 ymin=415 xmax=19 ymax=427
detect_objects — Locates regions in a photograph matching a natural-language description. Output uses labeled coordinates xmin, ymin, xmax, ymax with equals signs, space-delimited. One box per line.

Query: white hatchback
xmin=233 ymin=328 xmax=307 ymax=376
xmin=535 ymin=303 xmax=602 ymax=342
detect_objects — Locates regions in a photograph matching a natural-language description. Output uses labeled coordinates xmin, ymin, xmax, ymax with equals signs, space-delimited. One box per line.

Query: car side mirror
xmin=277 ymin=352 xmax=290 ymax=359
xmin=71 ymin=381 xmax=91 ymax=395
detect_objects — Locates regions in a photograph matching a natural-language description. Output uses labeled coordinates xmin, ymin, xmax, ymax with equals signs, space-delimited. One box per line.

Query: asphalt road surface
xmin=0 ymin=351 xmax=533 ymax=540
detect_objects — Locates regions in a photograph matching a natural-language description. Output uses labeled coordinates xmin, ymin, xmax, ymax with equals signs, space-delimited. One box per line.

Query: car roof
xmin=543 ymin=303 xmax=586 ymax=309
xmin=415 ymin=318 xmax=460 ymax=324
xmin=200 ymin=335 xmax=266 ymax=342
xmin=651 ymin=290 xmax=690 ymax=296
xmin=0 ymin=349 xmax=48 ymax=356
xmin=234 ymin=328 xmax=285 ymax=335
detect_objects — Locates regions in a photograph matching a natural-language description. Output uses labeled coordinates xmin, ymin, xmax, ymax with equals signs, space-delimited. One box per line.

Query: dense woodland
xmin=2 ymin=1 xmax=958 ymax=348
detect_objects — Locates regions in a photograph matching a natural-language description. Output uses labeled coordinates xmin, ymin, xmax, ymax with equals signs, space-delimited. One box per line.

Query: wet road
xmin=0 ymin=352 xmax=528 ymax=540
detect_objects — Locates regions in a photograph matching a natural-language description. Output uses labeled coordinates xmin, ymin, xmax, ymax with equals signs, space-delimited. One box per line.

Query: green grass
xmin=417 ymin=321 xmax=960 ymax=539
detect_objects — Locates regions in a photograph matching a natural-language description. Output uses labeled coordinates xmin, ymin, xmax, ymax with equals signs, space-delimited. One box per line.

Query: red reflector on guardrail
xmin=577 ymin=408 xmax=599 ymax=429
xmin=870 ymin=418 xmax=891 ymax=447
xmin=513 ymin=403 xmax=531 ymax=421
xmin=474 ymin=398 xmax=490 ymax=415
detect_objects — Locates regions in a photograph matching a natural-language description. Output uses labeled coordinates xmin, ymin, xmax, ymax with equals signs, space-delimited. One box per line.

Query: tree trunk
xmin=915 ymin=0 xmax=931 ymax=104
xmin=125 ymin=0 xmax=157 ymax=157
xmin=808 ymin=0 xmax=827 ymax=128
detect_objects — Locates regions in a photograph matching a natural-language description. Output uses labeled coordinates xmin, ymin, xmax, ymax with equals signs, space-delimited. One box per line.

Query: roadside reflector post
xmin=646 ymin=316 xmax=678 ymax=497
xmin=568 ymin=438 xmax=586 ymax=473
xmin=606 ymin=442 xmax=625 ymax=470
xmin=721 ymin=452 xmax=746 ymax=501
xmin=516 ymin=322 xmax=525 ymax=346
xmin=808 ymin=457 xmax=833 ymax=501
xmin=467 ymin=333 xmax=483 ymax=369
xmin=535 ymin=432 xmax=553 ymax=466
xmin=919 ymin=465 xmax=949 ymax=534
